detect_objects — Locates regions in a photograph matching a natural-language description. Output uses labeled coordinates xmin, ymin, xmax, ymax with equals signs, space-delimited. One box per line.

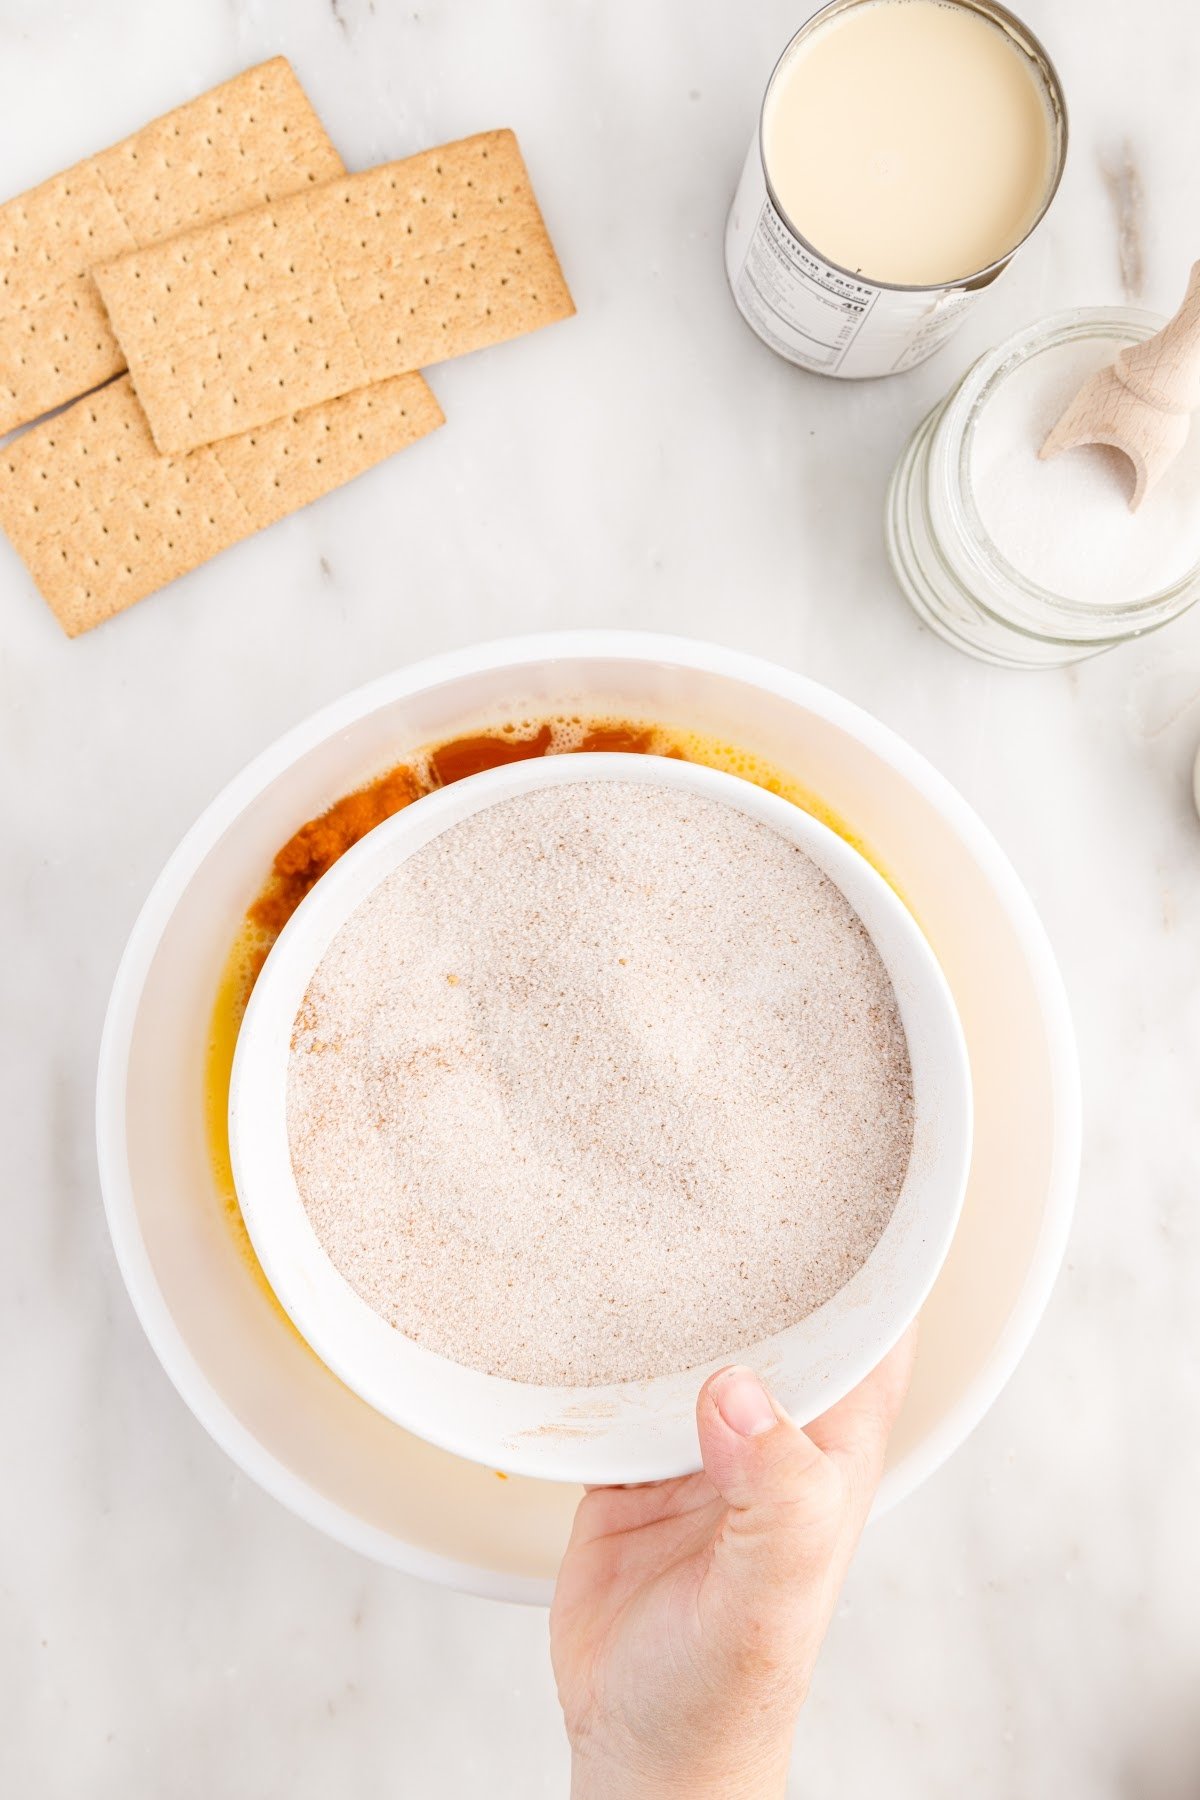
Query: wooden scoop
xmin=1040 ymin=261 xmax=1200 ymax=511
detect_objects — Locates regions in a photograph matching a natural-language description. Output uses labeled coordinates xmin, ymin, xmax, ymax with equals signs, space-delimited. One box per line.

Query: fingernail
xmin=713 ymin=1366 xmax=777 ymax=1437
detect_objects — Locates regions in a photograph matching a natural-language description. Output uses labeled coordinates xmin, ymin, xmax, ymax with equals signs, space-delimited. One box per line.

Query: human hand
xmin=550 ymin=1331 xmax=917 ymax=1799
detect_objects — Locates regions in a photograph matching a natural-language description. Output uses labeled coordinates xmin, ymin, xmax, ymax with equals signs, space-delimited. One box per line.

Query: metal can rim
xmin=755 ymin=0 xmax=1070 ymax=296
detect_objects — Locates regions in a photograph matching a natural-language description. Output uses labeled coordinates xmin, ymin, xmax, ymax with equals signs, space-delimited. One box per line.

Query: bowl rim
xmin=228 ymin=750 xmax=973 ymax=1483
xmin=95 ymin=629 xmax=1080 ymax=1599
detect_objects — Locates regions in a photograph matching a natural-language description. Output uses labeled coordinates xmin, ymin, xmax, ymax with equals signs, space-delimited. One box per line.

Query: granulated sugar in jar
xmin=886 ymin=308 xmax=1200 ymax=665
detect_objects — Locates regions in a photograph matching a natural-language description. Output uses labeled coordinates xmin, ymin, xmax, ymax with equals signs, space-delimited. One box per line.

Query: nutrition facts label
xmin=734 ymin=200 xmax=877 ymax=371
xmin=724 ymin=141 xmax=987 ymax=379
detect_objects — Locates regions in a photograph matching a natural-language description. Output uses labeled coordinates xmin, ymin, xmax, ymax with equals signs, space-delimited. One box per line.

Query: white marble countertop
xmin=3 ymin=0 xmax=1199 ymax=1794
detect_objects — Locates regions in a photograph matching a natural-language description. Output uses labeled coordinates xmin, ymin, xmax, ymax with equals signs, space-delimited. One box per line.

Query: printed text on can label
xmin=724 ymin=142 xmax=983 ymax=379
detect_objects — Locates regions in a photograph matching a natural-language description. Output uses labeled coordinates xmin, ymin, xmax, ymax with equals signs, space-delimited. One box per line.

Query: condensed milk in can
xmin=725 ymin=0 xmax=1067 ymax=378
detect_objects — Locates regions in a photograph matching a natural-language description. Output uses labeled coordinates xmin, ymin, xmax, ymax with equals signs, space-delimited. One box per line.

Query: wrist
xmin=570 ymin=1736 xmax=792 ymax=1800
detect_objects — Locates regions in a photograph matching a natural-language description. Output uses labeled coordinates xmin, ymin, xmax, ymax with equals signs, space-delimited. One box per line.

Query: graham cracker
xmin=0 ymin=372 xmax=442 ymax=636
xmin=94 ymin=130 xmax=574 ymax=455
xmin=0 ymin=58 xmax=344 ymax=436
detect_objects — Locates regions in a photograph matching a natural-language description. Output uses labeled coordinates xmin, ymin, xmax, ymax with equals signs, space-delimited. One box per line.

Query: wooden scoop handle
xmin=1116 ymin=260 xmax=1200 ymax=413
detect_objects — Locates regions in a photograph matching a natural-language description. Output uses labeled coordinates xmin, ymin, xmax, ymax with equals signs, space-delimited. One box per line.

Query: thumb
xmin=696 ymin=1366 xmax=847 ymax=1582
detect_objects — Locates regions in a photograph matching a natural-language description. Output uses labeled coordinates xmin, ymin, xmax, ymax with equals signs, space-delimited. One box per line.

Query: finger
xmin=697 ymin=1366 xmax=831 ymax=1505
xmin=803 ymin=1325 xmax=918 ymax=1526
xmin=575 ymin=1470 xmax=714 ymax=1538
xmin=696 ymin=1366 xmax=850 ymax=1611
xmin=687 ymin=1369 xmax=856 ymax=1717
xmin=583 ymin=1481 xmax=658 ymax=1492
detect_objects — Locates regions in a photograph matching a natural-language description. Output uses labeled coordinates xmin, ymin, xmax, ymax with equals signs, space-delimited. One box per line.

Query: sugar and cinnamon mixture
xmin=287 ymin=781 xmax=914 ymax=1386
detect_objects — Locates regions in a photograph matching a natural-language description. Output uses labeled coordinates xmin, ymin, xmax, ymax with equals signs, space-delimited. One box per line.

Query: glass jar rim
xmin=935 ymin=307 xmax=1200 ymax=631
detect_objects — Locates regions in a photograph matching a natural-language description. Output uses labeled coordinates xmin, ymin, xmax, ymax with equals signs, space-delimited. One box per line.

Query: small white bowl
xmin=229 ymin=751 xmax=972 ymax=1485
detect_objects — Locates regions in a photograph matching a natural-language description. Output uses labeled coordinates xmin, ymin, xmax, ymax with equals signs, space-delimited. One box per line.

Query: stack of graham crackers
xmin=0 ymin=59 xmax=573 ymax=636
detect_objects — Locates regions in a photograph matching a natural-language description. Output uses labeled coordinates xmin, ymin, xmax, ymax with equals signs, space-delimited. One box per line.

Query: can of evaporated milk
xmin=724 ymin=0 xmax=1067 ymax=378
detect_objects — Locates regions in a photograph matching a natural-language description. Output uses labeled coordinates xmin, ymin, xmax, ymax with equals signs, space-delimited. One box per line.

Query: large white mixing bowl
xmin=96 ymin=632 xmax=1079 ymax=1601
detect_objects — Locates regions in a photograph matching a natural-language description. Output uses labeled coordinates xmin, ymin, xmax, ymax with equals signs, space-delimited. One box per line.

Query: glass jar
xmin=885 ymin=308 xmax=1200 ymax=667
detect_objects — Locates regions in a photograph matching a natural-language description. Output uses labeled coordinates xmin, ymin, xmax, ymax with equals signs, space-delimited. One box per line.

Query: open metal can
xmin=724 ymin=0 xmax=1068 ymax=379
